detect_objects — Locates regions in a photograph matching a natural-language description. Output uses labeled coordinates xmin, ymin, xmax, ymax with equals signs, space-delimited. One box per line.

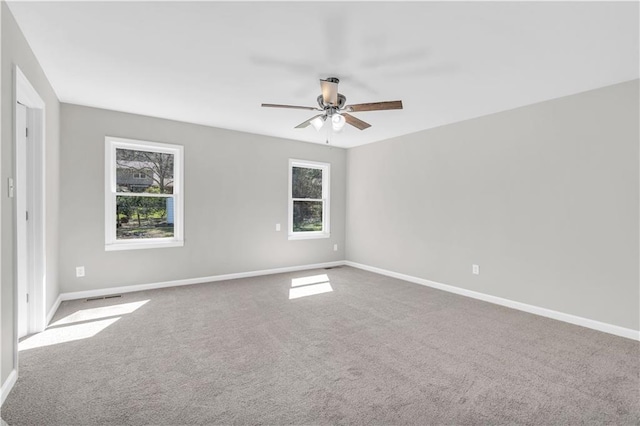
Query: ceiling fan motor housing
xmin=317 ymin=93 xmax=347 ymax=114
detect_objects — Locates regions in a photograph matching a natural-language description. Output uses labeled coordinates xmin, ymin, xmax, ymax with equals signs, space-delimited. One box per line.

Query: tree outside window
xmin=105 ymin=137 xmax=183 ymax=250
xmin=289 ymin=159 xmax=330 ymax=239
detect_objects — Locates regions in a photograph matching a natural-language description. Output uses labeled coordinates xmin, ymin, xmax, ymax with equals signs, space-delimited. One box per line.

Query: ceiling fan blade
xmin=346 ymin=100 xmax=403 ymax=112
xmin=320 ymin=79 xmax=339 ymax=105
xmin=343 ymin=113 xmax=371 ymax=130
xmin=295 ymin=114 xmax=325 ymax=129
xmin=262 ymin=103 xmax=319 ymax=111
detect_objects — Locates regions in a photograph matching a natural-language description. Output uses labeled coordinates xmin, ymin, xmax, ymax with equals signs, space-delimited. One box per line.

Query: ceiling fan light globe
xmin=310 ymin=116 xmax=325 ymax=131
xmin=332 ymin=114 xmax=346 ymax=131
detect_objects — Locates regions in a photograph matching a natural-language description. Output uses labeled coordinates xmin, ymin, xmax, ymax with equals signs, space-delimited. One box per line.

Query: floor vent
xmin=86 ymin=294 xmax=122 ymax=302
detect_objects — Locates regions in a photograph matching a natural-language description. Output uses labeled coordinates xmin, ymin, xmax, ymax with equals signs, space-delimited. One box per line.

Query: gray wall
xmin=59 ymin=104 xmax=346 ymax=293
xmin=346 ymin=80 xmax=639 ymax=331
xmin=1 ymin=2 xmax=60 ymax=384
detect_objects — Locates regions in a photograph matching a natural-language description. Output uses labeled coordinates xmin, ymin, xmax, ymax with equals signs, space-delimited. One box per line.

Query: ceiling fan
xmin=261 ymin=77 xmax=403 ymax=132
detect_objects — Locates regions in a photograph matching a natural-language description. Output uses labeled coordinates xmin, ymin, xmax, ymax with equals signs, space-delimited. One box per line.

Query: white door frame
xmin=14 ymin=65 xmax=46 ymax=351
xmin=16 ymin=103 xmax=29 ymax=339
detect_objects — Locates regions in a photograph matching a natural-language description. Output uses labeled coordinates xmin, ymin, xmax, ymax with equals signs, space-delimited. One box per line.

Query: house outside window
xmin=288 ymin=159 xmax=330 ymax=240
xmin=105 ymin=136 xmax=183 ymax=250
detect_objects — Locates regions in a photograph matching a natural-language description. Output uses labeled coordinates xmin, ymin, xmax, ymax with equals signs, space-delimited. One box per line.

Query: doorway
xmin=15 ymin=66 xmax=46 ymax=344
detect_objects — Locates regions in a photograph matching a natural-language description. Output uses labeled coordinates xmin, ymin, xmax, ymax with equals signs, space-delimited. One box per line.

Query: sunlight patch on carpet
xmin=49 ymin=300 xmax=149 ymax=327
xmin=291 ymin=274 xmax=330 ymax=287
xmin=19 ymin=317 xmax=120 ymax=351
xmin=19 ymin=299 xmax=151 ymax=351
xmin=289 ymin=274 xmax=333 ymax=299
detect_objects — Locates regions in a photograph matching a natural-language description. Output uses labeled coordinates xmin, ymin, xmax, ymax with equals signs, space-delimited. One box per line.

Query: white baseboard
xmin=1 ymin=369 xmax=17 ymax=406
xmin=50 ymin=259 xmax=639 ymax=342
xmin=345 ymin=261 xmax=640 ymax=341
xmin=58 ymin=261 xmax=345 ymax=303
xmin=46 ymin=294 xmax=63 ymax=326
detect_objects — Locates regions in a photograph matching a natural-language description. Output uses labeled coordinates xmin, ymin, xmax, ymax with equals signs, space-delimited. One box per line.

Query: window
xmin=105 ymin=137 xmax=183 ymax=250
xmin=288 ymin=159 xmax=330 ymax=239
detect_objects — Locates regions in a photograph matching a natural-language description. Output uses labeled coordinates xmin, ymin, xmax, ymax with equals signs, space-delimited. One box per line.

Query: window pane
xmin=116 ymin=196 xmax=174 ymax=239
xmin=292 ymin=167 xmax=322 ymax=199
xmin=293 ymin=200 xmax=323 ymax=232
xmin=116 ymin=148 xmax=174 ymax=194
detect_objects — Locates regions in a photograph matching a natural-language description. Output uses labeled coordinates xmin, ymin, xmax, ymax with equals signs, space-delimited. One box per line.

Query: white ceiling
xmin=7 ymin=1 xmax=639 ymax=148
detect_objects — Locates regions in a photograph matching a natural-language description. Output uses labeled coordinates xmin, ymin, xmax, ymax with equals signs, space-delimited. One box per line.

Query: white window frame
xmin=288 ymin=159 xmax=330 ymax=240
xmin=105 ymin=136 xmax=184 ymax=251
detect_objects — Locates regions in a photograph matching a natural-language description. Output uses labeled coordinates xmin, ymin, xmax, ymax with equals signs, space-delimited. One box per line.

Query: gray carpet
xmin=2 ymin=266 xmax=639 ymax=425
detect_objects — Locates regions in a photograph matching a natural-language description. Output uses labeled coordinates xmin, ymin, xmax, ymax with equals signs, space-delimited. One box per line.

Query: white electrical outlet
xmin=275 ymin=223 xmax=281 ymax=231
xmin=76 ymin=266 xmax=85 ymax=278
xmin=472 ymin=264 xmax=480 ymax=275
xmin=333 ymin=244 xmax=338 ymax=251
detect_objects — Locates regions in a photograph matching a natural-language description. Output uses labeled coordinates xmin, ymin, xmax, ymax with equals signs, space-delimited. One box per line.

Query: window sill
xmin=288 ymin=233 xmax=330 ymax=241
xmin=105 ymin=240 xmax=184 ymax=251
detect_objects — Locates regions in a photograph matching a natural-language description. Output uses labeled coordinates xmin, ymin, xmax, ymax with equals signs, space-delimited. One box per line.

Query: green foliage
xmin=292 ymin=167 xmax=322 ymax=199
xmin=117 ymin=196 xmax=167 ymax=219
xmin=291 ymin=166 xmax=324 ymax=232
xmin=116 ymin=196 xmax=169 ymax=239
xmin=293 ymin=201 xmax=323 ymax=232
